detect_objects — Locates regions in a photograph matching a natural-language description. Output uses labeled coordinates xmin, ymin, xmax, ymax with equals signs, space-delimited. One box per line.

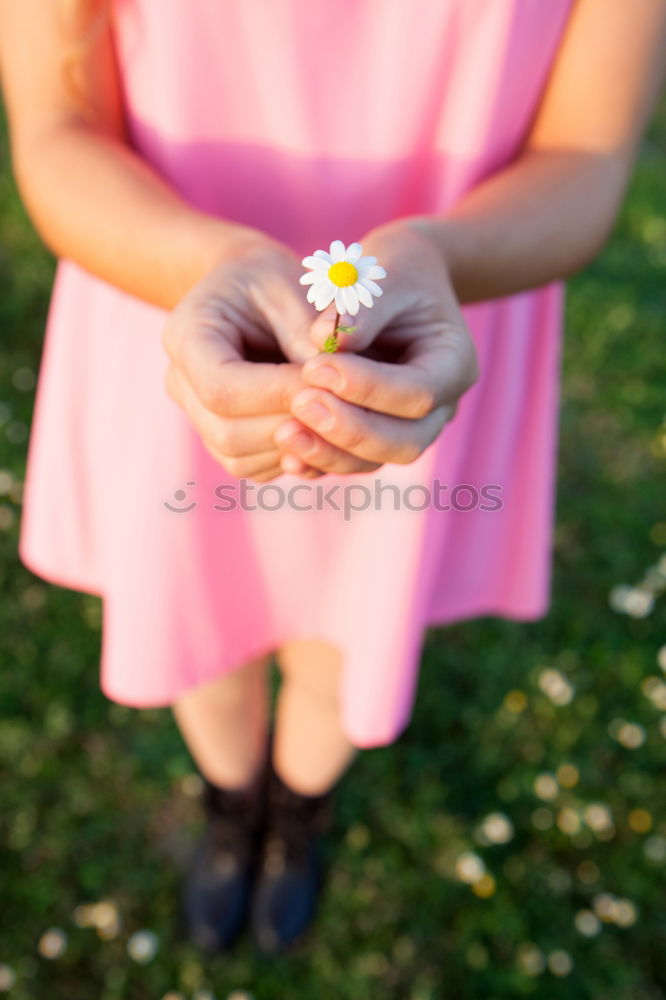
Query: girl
xmin=1 ymin=0 xmax=664 ymax=958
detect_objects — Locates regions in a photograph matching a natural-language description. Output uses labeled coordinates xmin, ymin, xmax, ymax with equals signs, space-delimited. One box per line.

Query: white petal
xmin=335 ymin=287 xmax=347 ymax=313
xmin=356 ymin=256 xmax=377 ymax=269
xmin=299 ymin=271 xmax=322 ymax=285
xmin=330 ymin=240 xmax=345 ymax=263
xmin=359 ymin=277 xmax=383 ymax=297
xmin=355 ymin=283 xmax=373 ymax=308
xmin=342 ymin=285 xmax=359 ymax=315
xmin=314 ymin=249 xmax=330 ymax=260
xmin=365 ymin=265 xmax=387 ymax=280
xmin=301 ymin=254 xmax=330 ymax=269
xmin=345 ymin=242 xmax=362 ymax=263
xmin=307 ymin=283 xmax=319 ymax=303
xmin=314 ymin=283 xmax=336 ymax=311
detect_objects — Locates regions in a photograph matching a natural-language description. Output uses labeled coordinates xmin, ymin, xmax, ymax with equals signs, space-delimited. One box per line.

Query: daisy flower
xmin=300 ymin=240 xmax=387 ymax=352
xmin=300 ymin=240 xmax=387 ymax=316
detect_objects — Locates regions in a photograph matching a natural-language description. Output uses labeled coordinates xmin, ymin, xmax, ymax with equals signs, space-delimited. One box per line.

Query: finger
xmin=207 ymin=447 xmax=285 ymax=481
xmin=251 ymin=466 xmax=290 ymax=482
xmin=169 ymin=319 xmax=308 ymax=417
xmin=198 ymin=431 xmax=282 ymax=478
xmin=289 ymin=388 xmax=454 ymax=465
xmin=176 ymin=244 xmax=322 ymax=366
xmin=217 ymin=412 xmax=303 ymax=457
xmin=165 ymin=365 xmax=282 ymax=454
xmin=274 ymin=418 xmax=382 ymax=475
xmin=234 ymin=461 xmax=322 ymax=483
xmin=274 ymin=420 xmax=353 ymax=476
xmin=279 ymin=454 xmax=327 ymax=478
xmin=258 ymin=283 xmax=324 ymax=364
xmin=301 ymin=324 xmax=478 ymax=419
xmin=166 ymin=365 xmax=323 ymax=475
xmin=229 ymin=250 xmax=324 ymax=364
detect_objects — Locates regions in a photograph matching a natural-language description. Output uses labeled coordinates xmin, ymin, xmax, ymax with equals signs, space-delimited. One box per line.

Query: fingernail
xmin=303 ymin=362 xmax=342 ymax=391
xmin=274 ymin=420 xmax=303 ymax=445
xmin=281 ymin=453 xmax=306 ymax=474
xmin=292 ymin=392 xmax=335 ymax=431
xmin=284 ymin=431 xmax=316 ymax=455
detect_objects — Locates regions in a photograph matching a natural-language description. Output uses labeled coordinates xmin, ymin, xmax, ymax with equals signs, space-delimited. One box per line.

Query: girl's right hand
xmin=162 ymin=236 xmax=325 ymax=482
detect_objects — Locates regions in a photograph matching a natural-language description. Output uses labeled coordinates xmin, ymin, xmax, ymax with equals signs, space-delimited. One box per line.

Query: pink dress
xmin=18 ymin=0 xmax=574 ymax=747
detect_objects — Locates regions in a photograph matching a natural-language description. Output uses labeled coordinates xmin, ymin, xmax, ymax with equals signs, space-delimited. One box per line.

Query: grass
xmin=0 ymin=95 xmax=665 ymax=1000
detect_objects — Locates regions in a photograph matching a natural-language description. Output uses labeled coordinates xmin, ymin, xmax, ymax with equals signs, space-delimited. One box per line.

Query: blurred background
xmin=0 ymin=93 xmax=665 ymax=1000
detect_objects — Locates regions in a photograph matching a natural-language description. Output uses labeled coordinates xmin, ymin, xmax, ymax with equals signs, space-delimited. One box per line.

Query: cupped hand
xmin=273 ymin=219 xmax=480 ymax=475
xmin=161 ymin=235 xmax=327 ymax=482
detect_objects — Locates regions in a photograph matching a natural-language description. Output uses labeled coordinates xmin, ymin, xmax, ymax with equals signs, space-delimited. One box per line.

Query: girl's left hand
xmin=273 ymin=218 xmax=480 ymax=475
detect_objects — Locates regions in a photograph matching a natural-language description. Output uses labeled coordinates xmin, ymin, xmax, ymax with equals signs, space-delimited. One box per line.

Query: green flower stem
xmin=321 ymin=310 xmax=357 ymax=354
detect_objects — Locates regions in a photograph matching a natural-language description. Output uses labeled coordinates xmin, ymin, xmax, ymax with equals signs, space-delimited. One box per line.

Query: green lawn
xmin=0 ymin=97 xmax=665 ymax=1000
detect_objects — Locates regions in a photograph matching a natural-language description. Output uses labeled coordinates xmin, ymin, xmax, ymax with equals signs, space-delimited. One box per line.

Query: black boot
xmin=182 ymin=748 xmax=270 ymax=954
xmin=249 ymin=755 xmax=335 ymax=954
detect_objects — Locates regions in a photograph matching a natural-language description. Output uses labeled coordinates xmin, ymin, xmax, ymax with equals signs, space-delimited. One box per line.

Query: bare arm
xmin=412 ymin=0 xmax=666 ymax=304
xmin=0 ymin=0 xmax=263 ymax=309
xmin=287 ymin=0 xmax=666 ymax=474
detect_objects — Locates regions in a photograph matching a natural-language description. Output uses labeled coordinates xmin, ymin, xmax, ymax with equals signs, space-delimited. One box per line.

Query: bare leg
xmin=171 ymin=653 xmax=271 ymax=789
xmin=273 ymin=638 xmax=359 ymax=795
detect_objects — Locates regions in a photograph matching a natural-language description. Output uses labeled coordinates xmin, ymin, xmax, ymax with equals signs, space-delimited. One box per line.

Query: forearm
xmin=11 ymin=122 xmax=265 ymax=310
xmin=417 ymin=146 xmax=632 ymax=304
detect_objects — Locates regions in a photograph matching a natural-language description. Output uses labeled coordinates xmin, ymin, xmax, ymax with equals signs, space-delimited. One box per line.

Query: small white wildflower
xmin=38 ymin=928 xmax=68 ymax=960
xmin=557 ymin=807 xmax=581 ymax=835
xmin=534 ymin=773 xmax=559 ymax=801
xmin=127 ymin=929 xmax=159 ymax=964
xmin=0 ymin=965 xmax=16 ymax=991
xmin=575 ymin=910 xmax=601 ymax=937
xmin=538 ymin=668 xmax=575 ymax=705
xmin=617 ymin=722 xmax=646 ymax=749
xmin=548 ymin=949 xmax=574 ymax=976
xmin=592 ymin=893 xmax=617 ymax=921
xmin=613 ymin=899 xmax=638 ymax=927
xmin=455 ymin=852 xmax=486 ymax=884
xmin=584 ymin=803 xmax=614 ymax=833
xmin=609 ymin=585 xmax=655 ymax=617
xmin=93 ymin=901 xmax=122 ymax=939
xmin=480 ymin=812 xmax=514 ymax=844
xmin=642 ymin=677 xmax=666 ymax=709
xmin=300 ymin=241 xmax=386 ymax=316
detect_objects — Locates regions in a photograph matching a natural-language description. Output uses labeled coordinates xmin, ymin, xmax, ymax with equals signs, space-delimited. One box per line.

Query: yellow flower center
xmin=328 ymin=261 xmax=358 ymax=287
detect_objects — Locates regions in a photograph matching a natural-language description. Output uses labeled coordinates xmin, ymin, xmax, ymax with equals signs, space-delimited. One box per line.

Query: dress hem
xmin=18 ymin=543 xmax=105 ymax=598
xmin=98 ymin=599 xmax=550 ymax=712
xmin=17 ymin=544 xmax=551 ymax=749
xmin=425 ymin=599 xmax=549 ymax=630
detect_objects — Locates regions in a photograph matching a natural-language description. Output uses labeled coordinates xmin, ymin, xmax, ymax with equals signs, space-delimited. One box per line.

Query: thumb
xmin=310 ymin=299 xmax=389 ymax=354
xmin=265 ymin=297 xmax=323 ymax=364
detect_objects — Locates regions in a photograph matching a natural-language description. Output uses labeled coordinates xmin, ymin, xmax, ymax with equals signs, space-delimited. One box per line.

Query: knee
xmin=276 ymin=639 xmax=344 ymax=709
